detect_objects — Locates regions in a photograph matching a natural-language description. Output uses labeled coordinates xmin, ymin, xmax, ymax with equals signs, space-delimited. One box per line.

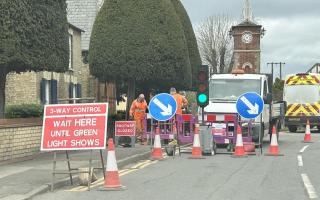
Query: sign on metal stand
xmin=41 ymin=102 xmax=108 ymax=191
xmin=114 ymin=121 xmax=136 ymax=147
xmin=236 ymin=92 xmax=264 ymax=154
xmin=148 ymin=93 xmax=180 ymax=155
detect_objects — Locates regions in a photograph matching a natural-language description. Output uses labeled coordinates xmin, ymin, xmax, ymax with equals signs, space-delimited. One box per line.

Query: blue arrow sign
xmin=149 ymin=93 xmax=177 ymax=121
xmin=236 ymin=92 xmax=264 ymax=119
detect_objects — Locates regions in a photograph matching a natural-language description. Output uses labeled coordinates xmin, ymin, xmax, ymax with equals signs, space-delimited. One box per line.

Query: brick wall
xmin=0 ymin=119 xmax=42 ymax=162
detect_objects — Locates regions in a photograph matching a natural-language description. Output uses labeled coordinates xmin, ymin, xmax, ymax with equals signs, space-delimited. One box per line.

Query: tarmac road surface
xmin=33 ymin=131 xmax=320 ymax=200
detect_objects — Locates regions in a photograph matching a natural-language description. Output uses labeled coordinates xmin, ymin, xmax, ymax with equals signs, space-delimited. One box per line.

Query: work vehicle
xmin=198 ymin=71 xmax=285 ymax=154
xmin=283 ymin=73 xmax=320 ymax=132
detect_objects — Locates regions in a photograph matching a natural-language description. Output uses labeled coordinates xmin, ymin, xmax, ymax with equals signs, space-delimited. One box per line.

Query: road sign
xmin=236 ymin=92 xmax=264 ymax=119
xmin=115 ymin=121 xmax=136 ymax=137
xmin=149 ymin=93 xmax=177 ymax=121
xmin=41 ymin=103 xmax=108 ymax=151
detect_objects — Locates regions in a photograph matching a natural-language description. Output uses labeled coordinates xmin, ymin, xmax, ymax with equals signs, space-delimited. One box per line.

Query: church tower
xmin=230 ymin=0 xmax=265 ymax=73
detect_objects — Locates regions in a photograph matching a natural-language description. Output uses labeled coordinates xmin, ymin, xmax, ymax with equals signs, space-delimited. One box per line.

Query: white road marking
xmin=301 ymin=173 xmax=318 ymax=199
xmin=300 ymin=145 xmax=309 ymax=153
xmin=297 ymin=155 xmax=303 ymax=167
xmin=0 ymin=167 xmax=33 ymax=179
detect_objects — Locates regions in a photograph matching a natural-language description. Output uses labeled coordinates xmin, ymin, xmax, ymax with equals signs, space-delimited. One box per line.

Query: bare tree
xmin=196 ymin=15 xmax=234 ymax=75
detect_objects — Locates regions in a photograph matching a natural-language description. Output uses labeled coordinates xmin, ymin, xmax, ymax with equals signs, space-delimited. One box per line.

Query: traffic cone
xmin=190 ymin=124 xmax=204 ymax=159
xmin=101 ymin=138 xmax=125 ymax=190
xmin=232 ymin=125 xmax=247 ymax=157
xmin=303 ymin=120 xmax=312 ymax=143
xmin=265 ymin=126 xmax=283 ymax=156
xmin=151 ymin=127 xmax=164 ymax=160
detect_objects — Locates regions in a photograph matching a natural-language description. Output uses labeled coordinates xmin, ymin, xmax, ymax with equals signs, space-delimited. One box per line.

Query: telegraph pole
xmin=267 ymin=62 xmax=285 ymax=81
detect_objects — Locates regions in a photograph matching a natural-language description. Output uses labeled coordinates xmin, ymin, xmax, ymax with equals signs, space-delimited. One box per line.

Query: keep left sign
xmin=41 ymin=103 xmax=108 ymax=151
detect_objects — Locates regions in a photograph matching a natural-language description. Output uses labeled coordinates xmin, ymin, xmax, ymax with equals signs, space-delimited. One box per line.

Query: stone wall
xmin=0 ymin=118 xmax=42 ymax=162
xmin=5 ymin=72 xmax=38 ymax=105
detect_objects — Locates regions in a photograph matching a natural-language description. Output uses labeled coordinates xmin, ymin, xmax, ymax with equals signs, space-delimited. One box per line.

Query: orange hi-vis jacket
xmin=129 ymin=99 xmax=148 ymax=120
xmin=172 ymin=93 xmax=188 ymax=115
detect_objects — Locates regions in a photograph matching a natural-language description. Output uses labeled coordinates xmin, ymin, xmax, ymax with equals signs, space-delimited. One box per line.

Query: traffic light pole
xmin=201 ymin=107 xmax=205 ymax=126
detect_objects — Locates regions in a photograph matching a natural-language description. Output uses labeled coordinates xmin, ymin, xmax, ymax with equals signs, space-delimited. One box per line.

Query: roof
xmin=68 ymin=23 xmax=85 ymax=33
xmin=66 ymin=0 xmax=104 ymax=51
xmin=232 ymin=20 xmax=262 ymax=29
xmin=211 ymin=73 xmax=267 ymax=80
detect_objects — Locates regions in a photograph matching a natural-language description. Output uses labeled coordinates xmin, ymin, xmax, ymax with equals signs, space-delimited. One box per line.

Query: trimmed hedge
xmin=5 ymin=104 xmax=44 ymax=118
xmin=0 ymin=0 xmax=69 ymax=73
xmin=170 ymin=0 xmax=202 ymax=89
xmin=89 ymin=0 xmax=193 ymax=89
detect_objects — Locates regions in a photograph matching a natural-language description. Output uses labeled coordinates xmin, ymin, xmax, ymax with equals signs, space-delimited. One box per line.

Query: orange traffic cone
xmin=190 ymin=124 xmax=204 ymax=159
xmin=303 ymin=120 xmax=312 ymax=143
xmin=101 ymin=138 xmax=125 ymax=190
xmin=232 ymin=125 xmax=247 ymax=157
xmin=265 ymin=126 xmax=283 ymax=156
xmin=151 ymin=127 xmax=164 ymax=160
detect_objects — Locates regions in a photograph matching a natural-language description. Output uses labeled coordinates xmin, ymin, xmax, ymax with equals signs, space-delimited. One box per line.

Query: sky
xmin=181 ymin=0 xmax=320 ymax=77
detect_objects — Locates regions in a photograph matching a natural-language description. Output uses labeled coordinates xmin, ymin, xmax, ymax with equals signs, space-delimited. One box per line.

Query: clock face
xmin=242 ymin=32 xmax=253 ymax=44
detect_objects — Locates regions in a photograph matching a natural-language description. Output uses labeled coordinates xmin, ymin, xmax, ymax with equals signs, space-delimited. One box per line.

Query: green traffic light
xmin=198 ymin=93 xmax=208 ymax=103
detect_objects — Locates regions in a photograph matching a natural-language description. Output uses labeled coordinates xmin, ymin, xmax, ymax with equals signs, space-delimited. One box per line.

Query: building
xmin=230 ymin=0 xmax=265 ymax=73
xmin=67 ymin=0 xmax=117 ymax=114
xmin=5 ymin=24 xmax=93 ymax=106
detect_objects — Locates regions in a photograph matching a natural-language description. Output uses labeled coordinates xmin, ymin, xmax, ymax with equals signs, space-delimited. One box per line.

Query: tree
xmin=0 ymin=0 xmax=69 ymax=118
xmin=196 ymin=15 xmax=234 ymax=75
xmin=89 ymin=0 xmax=194 ymax=117
xmin=273 ymin=78 xmax=284 ymax=101
xmin=170 ymin=0 xmax=202 ymax=88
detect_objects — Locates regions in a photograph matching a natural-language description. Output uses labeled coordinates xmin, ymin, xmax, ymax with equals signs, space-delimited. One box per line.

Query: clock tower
xmin=230 ymin=0 xmax=265 ymax=73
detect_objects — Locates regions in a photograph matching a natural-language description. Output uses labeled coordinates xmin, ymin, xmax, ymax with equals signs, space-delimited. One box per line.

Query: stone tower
xmin=230 ymin=0 xmax=265 ymax=73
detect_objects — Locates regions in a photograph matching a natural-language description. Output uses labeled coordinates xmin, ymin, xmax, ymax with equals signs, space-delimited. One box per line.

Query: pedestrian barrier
xmin=176 ymin=114 xmax=196 ymax=144
xmin=143 ymin=114 xmax=196 ymax=144
xmin=206 ymin=113 xmax=254 ymax=153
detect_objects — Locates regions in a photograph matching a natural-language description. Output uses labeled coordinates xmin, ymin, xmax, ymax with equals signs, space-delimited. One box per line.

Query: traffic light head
xmin=196 ymin=65 xmax=209 ymax=107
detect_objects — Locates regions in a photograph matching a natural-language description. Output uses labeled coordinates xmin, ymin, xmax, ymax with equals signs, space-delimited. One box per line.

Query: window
xmin=40 ymin=79 xmax=58 ymax=104
xmin=69 ymin=83 xmax=82 ymax=103
xmin=68 ymin=34 xmax=73 ymax=70
xmin=263 ymin=81 xmax=268 ymax=97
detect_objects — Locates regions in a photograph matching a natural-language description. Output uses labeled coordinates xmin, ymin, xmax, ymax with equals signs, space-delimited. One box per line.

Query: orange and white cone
xmin=303 ymin=120 xmax=312 ymax=143
xmin=102 ymin=138 xmax=125 ymax=190
xmin=151 ymin=127 xmax=163 ymax=160
xmin=232 ymin=125 xmax=246 ymax=157
xmin=190 ymin=124 xmax=204 ymax=159
xmin=265 ymin=126 xmax=283 ymax=156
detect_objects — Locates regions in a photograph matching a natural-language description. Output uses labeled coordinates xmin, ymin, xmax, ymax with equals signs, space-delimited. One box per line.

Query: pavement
xmin=30 ymin=130 xmax=320 ymax=200
xmin=0 ymin=144 xmax=151 ymax=200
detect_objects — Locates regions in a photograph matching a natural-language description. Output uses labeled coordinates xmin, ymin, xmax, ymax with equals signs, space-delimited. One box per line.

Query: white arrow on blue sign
xmin=236 ymin=92 xmax=264 ymax=119
xmin=149 ymin=93 xmax=177 ymax=121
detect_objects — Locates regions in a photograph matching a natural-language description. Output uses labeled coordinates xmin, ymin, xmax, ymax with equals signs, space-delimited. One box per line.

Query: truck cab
xmin=199 ymin=72 xmax=275 ymax=142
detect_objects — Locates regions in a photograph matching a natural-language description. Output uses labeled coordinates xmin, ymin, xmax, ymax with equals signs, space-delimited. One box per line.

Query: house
xmin=5 ymin=23 xmax=94 ymax=106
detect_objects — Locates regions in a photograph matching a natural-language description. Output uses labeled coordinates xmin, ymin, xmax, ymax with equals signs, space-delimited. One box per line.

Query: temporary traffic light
xmin=196 ymin=65 xmax=209 ymax=107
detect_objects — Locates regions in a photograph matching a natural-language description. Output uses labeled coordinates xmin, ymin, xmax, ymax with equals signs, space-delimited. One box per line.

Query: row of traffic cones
xmin=103 ymin=119 xmax=316 ymax=190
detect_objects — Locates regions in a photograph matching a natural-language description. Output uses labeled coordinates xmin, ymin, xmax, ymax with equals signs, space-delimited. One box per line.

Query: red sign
xmin=115 ymin=121 xmax=136 ymax=137
xmin=41 ymin=103 xmax=108 ymax=151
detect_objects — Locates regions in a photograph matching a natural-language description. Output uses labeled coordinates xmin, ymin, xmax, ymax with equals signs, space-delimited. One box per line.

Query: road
xmin=33 ymin=131 xmax=320 ymax=200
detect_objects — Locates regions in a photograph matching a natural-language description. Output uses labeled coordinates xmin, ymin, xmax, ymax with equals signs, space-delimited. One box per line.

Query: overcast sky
xmin=181 ymin=0 xmax=320 ymax=77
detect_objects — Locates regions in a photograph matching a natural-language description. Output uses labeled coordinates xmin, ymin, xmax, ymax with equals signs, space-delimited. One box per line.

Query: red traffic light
xmin=198 ymin=71 xmax=207 ymax=82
